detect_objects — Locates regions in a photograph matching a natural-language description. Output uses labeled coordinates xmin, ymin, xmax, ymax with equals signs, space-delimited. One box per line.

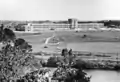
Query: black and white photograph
xmin=0 ymin=0 xmax=120 ymax=82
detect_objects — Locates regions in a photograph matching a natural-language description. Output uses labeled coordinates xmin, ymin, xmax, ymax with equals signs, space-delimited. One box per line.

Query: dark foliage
xmin=0 ymin=25 xmax=16 ymax=42
xmin=14 ymin=24 xmax=26 ymax=31
xmin=52 ymin=52 xmax=91 ymax=82
xmin=48 ymin=48 xmax=91 ymax=82
xmin=0 ymin=24 xmax=37 ymax=82
xmin=15 ymin=38 xmax=32 ymax=53
xmin=15 ymin=38 xmax=25 ymax=46
xmin=61 ymin=48 xmax=69 ymax=57
xmin=104 ymin=20 xmax=120 ymax=28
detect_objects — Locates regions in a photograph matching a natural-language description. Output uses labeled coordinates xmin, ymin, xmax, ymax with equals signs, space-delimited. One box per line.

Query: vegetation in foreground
xmin=0 ymin=24 xmax=90 ymax=82
xmin=0 ymin=24 xmax=42 ymax=82
xmin=46 ymin=49 xmax=120 ymax=70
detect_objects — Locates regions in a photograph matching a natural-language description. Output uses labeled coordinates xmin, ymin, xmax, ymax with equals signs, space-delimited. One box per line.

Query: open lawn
xmin=16 ymin=30 xmax=120 ymax=43
xmin=15 ymin=30 xmax=120 ymax=53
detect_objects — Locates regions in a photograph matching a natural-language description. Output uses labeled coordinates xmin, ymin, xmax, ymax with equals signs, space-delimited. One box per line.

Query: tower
xmin=25 ymin=23 xmax=33 ymax=32
xmin=68 ymin=18 xmax=78 ymax=29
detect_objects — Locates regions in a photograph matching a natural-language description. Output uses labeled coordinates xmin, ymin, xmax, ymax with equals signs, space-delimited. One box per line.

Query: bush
xmin=73 ymin=59 xmax=94 ymax=69
xmin=47 ymin=57 xmax=60 ymax=67
xmin=46 ymin=56 xmax=76 ymax=67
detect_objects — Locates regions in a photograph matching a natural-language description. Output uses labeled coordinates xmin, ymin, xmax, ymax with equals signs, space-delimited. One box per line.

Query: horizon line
xmin=0 ymin=19 xmax=120 ymax=22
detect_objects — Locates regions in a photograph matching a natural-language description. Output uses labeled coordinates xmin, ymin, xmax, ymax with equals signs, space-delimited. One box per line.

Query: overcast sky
xmin=0 ymin=0 xmax=120 ymax=20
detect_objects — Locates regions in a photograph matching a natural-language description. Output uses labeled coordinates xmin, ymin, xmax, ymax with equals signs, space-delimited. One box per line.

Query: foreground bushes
xmin=47 ymin=57 xmax=63 ymax=67
xmin=52 ymin=66 xmax=91 ymax=82
xmin=0 ymin=24 xmax=44 ymax=82
xmin=46 ymin=56 xmax=119 ymax=70
xmin=46 ymin=56 xmax=92 ymax=69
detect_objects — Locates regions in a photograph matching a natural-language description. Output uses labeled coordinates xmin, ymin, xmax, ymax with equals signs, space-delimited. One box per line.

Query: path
xmin=45 ymin=35 xmax=54 ymax=44
xmin=44 ymin=33 xmax=60 ymax=45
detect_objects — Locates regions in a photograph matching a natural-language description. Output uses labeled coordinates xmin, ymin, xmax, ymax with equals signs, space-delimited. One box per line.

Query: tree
xmin=0 ymin=25 xmax=36 ymax=82
xmin=0 ymin=24 xmax=4 ymax=42
xmin=0 ymin=41 xmax=34 ymax=82
xmin=73 ymin=68 xmax=91 ymax=82
xmin=0 ymin=24 xmax=16 ymax=43
xmin=68 ymin=49 xmax=73 ymax=56
xmin=61 ymin=48 xmax=69 ymax=57
xmin=0 ymin=24 xmax=4 ymax=31
xmin=52 ymin=58 xmax=90 ymax=82
xmin=14 ymin=38 xmax=32 ymax=53
xmin=47 ymin=57 xmax=59 ymax=67
xmin=14 ymin=24 xmax=25 ymax=31
xmin=53 ymin=48 xmax=91 ymax=82
xmin=3 ymin=28 xmax=16 ymax=41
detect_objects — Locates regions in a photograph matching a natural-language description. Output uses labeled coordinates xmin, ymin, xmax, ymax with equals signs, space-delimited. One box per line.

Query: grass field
xmin=15 ymin=30 xmax=120 ymax=53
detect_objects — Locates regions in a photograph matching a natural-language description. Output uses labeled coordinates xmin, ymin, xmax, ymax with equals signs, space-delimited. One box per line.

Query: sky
xmin=0 ymin=0 xmax=120 ymax=21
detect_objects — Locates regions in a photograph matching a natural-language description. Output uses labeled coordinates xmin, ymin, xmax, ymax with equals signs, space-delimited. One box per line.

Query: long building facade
xmin=25 ymin=19 xmax=104 ymax=32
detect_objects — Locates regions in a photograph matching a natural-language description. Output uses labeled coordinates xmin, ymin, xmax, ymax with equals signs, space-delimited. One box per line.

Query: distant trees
xmin=14 ymin=24 xmax=26 ymax=31
xmin=104 ymin=20 xmax=120 ymax=28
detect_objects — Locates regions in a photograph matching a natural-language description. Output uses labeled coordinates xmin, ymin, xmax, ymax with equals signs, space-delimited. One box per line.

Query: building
xmin=78 ymin=23 xmax=104 ymax=30
xmin=68 ymin=18 xmax=78 ymax=29
xmin=25 ymin=22 xmax=70 ymax=32
xmin=25 ymin=18 xmax=104 ymax=32
xmin=25 ymin=23 xmax=34 ymax=32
